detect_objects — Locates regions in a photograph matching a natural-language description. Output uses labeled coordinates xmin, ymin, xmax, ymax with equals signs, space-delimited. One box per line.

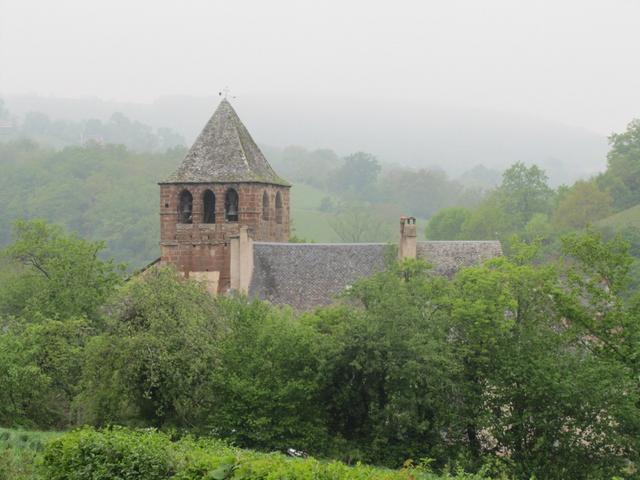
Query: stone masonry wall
xmin=160 ymin=182 xmax=290 ymax=292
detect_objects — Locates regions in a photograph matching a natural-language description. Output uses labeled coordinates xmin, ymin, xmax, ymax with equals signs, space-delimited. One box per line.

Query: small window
xmin=178 ymin=190 xmax=193 ymax=224
xmin=225 ymin=188 xmax=239 ymax=222
xmin=262 ymin=191 xmax=269 ymax=221
xmin=203 ymin=190 xmax=215 ymax=224
xmin=275 ymin=191 xmax=283 ymax=224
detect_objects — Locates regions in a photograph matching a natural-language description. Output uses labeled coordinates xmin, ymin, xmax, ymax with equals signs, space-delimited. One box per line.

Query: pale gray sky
xmin=1 ymin=0 xmax=639 ymax=135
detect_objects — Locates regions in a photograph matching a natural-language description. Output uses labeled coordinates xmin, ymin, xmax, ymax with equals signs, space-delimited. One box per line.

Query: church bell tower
xmin=159 ymin=99 xmax=290 ymax=293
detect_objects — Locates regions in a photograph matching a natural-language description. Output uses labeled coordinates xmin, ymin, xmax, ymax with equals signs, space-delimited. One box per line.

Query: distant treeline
xmin=264 ymin=145 xmax=498 ymax=220
xmin=0 ymin=99 xmax=185 ymax=151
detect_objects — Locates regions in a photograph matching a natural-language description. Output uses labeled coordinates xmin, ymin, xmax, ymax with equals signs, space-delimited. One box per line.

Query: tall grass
xmin=0 ymin=428 xmax=60 ymax=480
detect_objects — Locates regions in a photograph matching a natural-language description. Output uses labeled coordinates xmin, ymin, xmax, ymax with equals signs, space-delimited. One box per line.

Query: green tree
xmin=0 ymin=220 xmax=123 ymax=321
xmin=0 ymin=317 xmax=91 ymax=428
xmin=380 ymin=168 xmax=474 ymax=219
xmin=449 ymin=244 xmax=637 ymax=478
xmin=307 ymin=260 xmax=460 ymax=467
xmin=459 ymin=192 xmax=511 ymax=240
xmin=522 ymin=212 xmax=553 ymax=243
xmin=425 ymin=207 xmax=471 ymax=239
xmin=77 ymin=267 xmax=220 ymax=427
xmin=598 ymin=119 xmax=640 ymax=210
xmin=0 ymin=98 xmax=10 ymax=119
xmin=207 ymin=298 xmax=329 ymax=452
xmin=0 ymin=330 xmax=51 ymax=427
xmin=496 ymin=162 xmax=554 ymax=228
xmin=328 ymin=152 xmax=381 ymax=194
xmin=553 ymin=180 xmax=613 ymax=230
xmin=560 ymin=230 xmax=639 ymax=375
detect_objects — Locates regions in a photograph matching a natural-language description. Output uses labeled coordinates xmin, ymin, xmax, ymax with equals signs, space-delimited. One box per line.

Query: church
xmin=156 ymin=99 xmax=502 ymax=310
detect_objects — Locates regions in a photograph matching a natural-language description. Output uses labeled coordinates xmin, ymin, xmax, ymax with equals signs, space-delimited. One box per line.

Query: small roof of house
xmin=248 ymin=240 xmax=502 ymax=310
xmin=162 ymin=99 xmax=289 ymax=186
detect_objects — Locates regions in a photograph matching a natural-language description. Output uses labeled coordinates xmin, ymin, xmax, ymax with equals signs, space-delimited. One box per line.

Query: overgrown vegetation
xmin=2 ymin=426 xmax=492 ymax=480
xmin=0 ymin=219 xmax=638 ymax=479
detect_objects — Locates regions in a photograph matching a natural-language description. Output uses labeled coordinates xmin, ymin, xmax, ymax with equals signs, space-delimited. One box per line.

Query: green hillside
xmin=290 ymin=183 xmax=429 ymax=242
xmin=290 ymin=183 xmax=340 ymax=242
xmin=597 ymin=203 xmax=640 ymax=230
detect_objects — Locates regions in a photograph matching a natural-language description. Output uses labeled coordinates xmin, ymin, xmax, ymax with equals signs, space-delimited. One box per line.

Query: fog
xmin=2 ymin=0 xmax=640 ymax=182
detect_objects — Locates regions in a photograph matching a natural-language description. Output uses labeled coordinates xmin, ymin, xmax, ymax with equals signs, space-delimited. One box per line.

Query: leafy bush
xmin=206 ymin=298 xmax=329 ymax=453
xmin=76 ymin=267 xmax=220 ymax=427
xmin=0 ymin=317 xmax=92 ymax=429
xmin=40 ymin=427 xmax=489 ymax=480
xmin=42 ymin=427 xmax=175 ymax=480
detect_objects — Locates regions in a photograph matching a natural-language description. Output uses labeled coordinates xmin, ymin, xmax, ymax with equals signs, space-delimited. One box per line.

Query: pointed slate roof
xmin=162 ymin=99 xmax=289 ymax=185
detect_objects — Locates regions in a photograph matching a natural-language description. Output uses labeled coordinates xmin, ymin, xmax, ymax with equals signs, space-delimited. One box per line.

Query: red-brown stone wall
xmin=159 ymin=182 xmax=290 ymax=292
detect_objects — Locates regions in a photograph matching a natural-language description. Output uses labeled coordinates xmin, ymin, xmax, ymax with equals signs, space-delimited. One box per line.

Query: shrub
xmin=40 ymin=427 xmax=490 ymax=480
xmin=42 ymin=427 xmax=175 ymax=480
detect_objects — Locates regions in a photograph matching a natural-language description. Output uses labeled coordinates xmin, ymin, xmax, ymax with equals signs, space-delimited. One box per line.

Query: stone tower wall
xmin=159 ymin=182 xmax=289 ymax=292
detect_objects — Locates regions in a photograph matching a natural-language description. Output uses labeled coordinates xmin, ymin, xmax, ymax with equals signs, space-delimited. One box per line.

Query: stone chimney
xmin=230 ymin=225 xmax=254 ymax=294
xmin=399 ymin=216 xmax=417 ymax=260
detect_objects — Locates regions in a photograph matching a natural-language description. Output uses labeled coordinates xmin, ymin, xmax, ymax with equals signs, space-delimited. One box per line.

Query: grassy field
xmin=290 ymin=183 xmax=341 ymax=242
xmin=0 ymin=427 xmax=61 ymax=479
xmin=290 ymin=183 xmax=429 ymax=242
xmin=596 ymin=203 xmax=640 ymax=230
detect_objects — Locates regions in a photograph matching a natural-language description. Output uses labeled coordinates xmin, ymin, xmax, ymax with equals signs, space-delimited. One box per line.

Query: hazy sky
xmin=1 ymin=0 xmax=639 ymax=135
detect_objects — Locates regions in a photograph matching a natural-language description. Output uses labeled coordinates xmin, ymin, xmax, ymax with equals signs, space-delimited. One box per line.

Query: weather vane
xmin=219 ymin=87 xmax=236 ymax=100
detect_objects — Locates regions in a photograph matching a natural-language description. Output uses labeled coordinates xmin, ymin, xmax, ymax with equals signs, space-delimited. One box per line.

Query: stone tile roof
xmin=249 ymin=243 xmax=389 ymax=310
xmin=248 ymin=240 xmax=502 ymax=309
xmin=416 ymin=240 xmax=503 ymax=277
xmin=162 ymin=99 xmax=289 ymax=185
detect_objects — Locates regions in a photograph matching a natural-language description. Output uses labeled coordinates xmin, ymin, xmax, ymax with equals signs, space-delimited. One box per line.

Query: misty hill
xmin=5 ymin=94 xmax=608 ymax=186
xmin=597 ymin=204 xmax=640 ymax=231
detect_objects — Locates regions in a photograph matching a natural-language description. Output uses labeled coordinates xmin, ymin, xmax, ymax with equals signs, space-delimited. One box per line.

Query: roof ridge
xmin=231 ymin=108 xmax=251 ymax=171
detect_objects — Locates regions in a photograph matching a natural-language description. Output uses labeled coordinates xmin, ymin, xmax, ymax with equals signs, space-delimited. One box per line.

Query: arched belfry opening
xmin=225 ymin=188 xmax=239 ymax=222
xmin=178 ymin=190 xmax=193 ymax=224
xmin=203 ymin=190 xmax=215 ymax=224
xmin=262 ymin=191 xmax=270 ymax=220
xmin=275 ymin=191 xmax=283 ymax=224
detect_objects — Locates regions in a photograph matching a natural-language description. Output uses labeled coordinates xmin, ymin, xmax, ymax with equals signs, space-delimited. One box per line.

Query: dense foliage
xmin=0 ymin=139 xmax=184 ymax=268
xmin=1 ymin=220 xmax=638 ymax=479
